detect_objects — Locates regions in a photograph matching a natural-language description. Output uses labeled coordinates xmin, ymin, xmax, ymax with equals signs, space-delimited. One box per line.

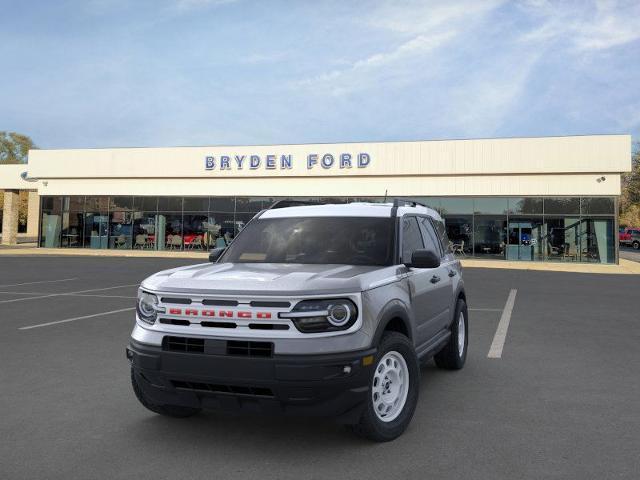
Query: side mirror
xmin=406 ymin=249 xmax=440 ymax=269
xmin=208 ymin=247 xmax=226 ymax=263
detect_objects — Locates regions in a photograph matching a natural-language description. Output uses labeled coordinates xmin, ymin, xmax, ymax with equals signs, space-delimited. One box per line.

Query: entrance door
xmin=85 ymin=214 xmax=109 ymax=249
xmin=507 ymin=221 xmax=539 ymax=261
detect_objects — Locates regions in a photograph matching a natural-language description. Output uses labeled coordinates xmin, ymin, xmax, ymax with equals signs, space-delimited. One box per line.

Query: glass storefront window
xmin=445 ymin=216 xmax=473 ymax=255
xmin=109 ymin=196 xmax=133 ymax=211
xmin=133 ymin=212 xmax=157 ymax=249
xmin=40 ymin=196 xmax=63 ymax=247
xmin=440 ymin=198 xmax=474 ymax=215
xmin=183 ymin=213 xmax=209 ymax=250
xmin=109 ymin=211 xmax=132 ymax=249
xmin=158 ymin=197 xmax=182 ymax=212
xmin=473 ymin=198 xmax=508 ymax=215
xmin=209 ymin=197 xmax=235 ymax=213
xmin=473 ymin=217 xmax=507 ymax=259
xmin=544 ymin=197 xmax=580 ymax=215
xmin=37 ymin=195 xmax=617 ymax=264
xmin=508 ymin=198 xmax=542 ymax=215
xmin=581 ymin=197 xmax=614 ymax=215
xmin=580 ymin=218 xmax=614 ymax=263
xmin=207 ymin=212 xmax=235 ymax=247
xmin=134 ymin=196 xmax=158 ymax=211
xmin=183 ymin=197 xmax=209 ymax=212
xmin=61 ymin=197 xmax=84 ymax=248
xmin=544 ymin=217 xmax=581 ymax=261
xmin=156 ymin=213 xmax=183 ymax=250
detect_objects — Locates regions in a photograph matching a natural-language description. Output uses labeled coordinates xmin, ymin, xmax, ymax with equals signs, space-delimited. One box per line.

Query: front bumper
xmin=127 ymin=339 xmax=376 ymax=423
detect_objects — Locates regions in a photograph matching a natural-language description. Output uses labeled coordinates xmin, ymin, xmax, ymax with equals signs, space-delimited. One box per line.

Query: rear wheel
xmin=434 ymin=298 xmax=468 ymax=370
xmin=633 ymin=241 xmax=640 ymax=250
xmin=348 ymin=332 xmax=419 ymax=442
xmin=131 ymin=368 xmax=201 ymax=418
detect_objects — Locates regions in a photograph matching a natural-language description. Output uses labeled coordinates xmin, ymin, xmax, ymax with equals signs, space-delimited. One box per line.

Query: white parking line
xmin=0 ymin=284 xmax=139 ymax=304
xmin=488 ymin=289 xmax=518 ymax=359
xmin=0 ymin=278 xmax=78 ymax=288
xmin=19 ymin=307 xmax=136 ymax=330
xmin=0 ymin=291 xmax=136 ymax=299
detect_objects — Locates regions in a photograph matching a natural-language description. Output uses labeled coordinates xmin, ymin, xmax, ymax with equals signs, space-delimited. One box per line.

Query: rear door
xmin=401 ymin=215 xmax=448 ymax=347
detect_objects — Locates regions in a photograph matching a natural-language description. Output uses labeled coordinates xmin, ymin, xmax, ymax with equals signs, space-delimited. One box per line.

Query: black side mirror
xmin=208 ymin=247 xmax=226 ymax=263
xmin=406 ymin=249 xmax=440 ymax=269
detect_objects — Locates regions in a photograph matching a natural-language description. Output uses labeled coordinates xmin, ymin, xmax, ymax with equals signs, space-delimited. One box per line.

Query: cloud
xmin=519 ymin=0 xmax=640 ymax=51
xmin=297 ymin=0 xmax=506 ymax=96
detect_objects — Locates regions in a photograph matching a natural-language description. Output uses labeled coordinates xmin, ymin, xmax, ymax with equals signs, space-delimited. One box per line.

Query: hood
xmin=141 ymin=262 xmax=400 ymax=296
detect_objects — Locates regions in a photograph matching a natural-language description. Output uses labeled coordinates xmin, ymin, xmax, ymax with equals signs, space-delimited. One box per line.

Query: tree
xmin=0 ymin=131 xmax=36 ymax=164
xmin=619 ymin=142 xmax=640 ymax=227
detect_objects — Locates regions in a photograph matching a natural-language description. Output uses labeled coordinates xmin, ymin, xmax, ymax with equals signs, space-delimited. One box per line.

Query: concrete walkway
xmin=0 ymin=246 xmax=638 ymax=274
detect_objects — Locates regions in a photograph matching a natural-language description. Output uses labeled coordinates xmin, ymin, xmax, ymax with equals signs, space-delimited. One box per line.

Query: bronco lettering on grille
xmin=167 ymin=308 xmax=272 ymax=319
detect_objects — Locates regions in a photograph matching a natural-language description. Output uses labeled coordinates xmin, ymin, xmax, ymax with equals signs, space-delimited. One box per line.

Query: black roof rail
xmin=392 ymin=198 xmax=428 ymax=208
xmin=267 ymin=199 xmax=324 ymax=210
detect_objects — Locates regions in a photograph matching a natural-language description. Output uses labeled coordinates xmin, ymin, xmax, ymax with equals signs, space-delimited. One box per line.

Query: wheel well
xmin=457 ymin=291 xmax=466 ymax=302
xmin=384 ymin=317 xmax=410 ymax=339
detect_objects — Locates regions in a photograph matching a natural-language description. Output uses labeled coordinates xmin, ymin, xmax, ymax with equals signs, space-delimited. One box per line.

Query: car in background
xmin=619 ymin=227 xmax=640 ymax=249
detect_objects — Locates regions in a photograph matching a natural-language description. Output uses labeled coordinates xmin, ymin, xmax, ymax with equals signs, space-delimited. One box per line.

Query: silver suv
xmin=127 ymin=200 xmax=468 ymax=441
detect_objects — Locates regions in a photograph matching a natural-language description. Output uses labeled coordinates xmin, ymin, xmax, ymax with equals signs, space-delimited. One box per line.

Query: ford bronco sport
xmin=127 ymin=199 xmax=469 ymax=441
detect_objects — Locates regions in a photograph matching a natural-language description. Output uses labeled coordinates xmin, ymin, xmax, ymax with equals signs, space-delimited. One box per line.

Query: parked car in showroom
xmin=127 ymin=199 xmax=469 ymax=442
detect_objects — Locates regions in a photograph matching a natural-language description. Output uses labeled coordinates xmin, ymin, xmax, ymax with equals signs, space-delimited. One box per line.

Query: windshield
xmin=221 ymin=216 xmax=394 ymax=266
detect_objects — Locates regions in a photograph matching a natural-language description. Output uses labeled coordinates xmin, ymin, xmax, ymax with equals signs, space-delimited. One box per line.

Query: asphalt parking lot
xmin=1 ymin=256 xmax=639 ymax=479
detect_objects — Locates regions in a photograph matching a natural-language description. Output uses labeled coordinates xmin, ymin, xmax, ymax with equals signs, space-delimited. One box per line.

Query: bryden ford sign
xmin=205 ymin=153 xmax=371 ymax=171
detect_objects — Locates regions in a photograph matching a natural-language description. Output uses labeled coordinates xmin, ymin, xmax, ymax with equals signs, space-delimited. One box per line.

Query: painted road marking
xmin=19 ymin=307 xmax=136 ymax=330
xmin=488 ymin=289 xmax=518 ymax=359
xmin=0 ymin=291 xmax=136 ymax=299
xmin=0 ymin=278 xmax=78 ymax=288
xmin=469 ymin=308 xmax=502 ymax=312
xmin=0 ymin=284 xmax=139 ymax=304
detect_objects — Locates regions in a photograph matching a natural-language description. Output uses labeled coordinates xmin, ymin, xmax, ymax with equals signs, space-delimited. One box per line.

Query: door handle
xmin=448 ymin=270 xmax=457 ymax=277
xmin=430 ymin=275 xmax=441 ymax=284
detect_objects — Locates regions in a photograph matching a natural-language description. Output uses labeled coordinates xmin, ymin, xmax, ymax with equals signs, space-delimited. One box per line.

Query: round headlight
xmin=327 ymin=303 xmax=351 ymax=326
xmin=137 ymin=291 xmax=159 ymax=324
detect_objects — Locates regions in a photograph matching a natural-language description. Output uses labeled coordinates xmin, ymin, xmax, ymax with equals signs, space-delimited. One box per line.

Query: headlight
xmin=280 ymin=299 xmax=358 ymax=333
xmin=136 ymin=290 xmax=162 ymax=325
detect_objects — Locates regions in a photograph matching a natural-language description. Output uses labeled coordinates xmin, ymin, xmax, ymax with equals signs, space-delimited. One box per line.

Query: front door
xmin=401 ymin=216 xmax=451 ymax=347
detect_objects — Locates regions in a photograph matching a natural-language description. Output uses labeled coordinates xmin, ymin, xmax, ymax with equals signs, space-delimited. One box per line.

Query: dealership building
xmin=0 ymin=134 xmax=631 ymax=264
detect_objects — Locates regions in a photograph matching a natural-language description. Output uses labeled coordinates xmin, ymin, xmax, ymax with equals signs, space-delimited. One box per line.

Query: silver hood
xmin=141 ymin=262 xmax=402 ymax=296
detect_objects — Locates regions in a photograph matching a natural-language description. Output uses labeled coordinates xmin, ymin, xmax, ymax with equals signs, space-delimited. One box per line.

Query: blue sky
xmin=1 ymin=0 xmax=639 ymax=149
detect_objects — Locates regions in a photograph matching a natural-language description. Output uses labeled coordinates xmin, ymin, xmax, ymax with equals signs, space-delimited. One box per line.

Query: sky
xmin=1 ymin=0 xmax=639 ymax=149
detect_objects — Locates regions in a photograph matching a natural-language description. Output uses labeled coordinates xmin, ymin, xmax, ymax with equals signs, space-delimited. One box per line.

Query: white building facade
xmin=0 ymin=134 xmax=631 ymax=263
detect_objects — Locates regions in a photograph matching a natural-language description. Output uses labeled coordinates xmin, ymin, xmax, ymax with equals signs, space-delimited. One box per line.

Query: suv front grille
xmin=163 ymin=336 xmax=205 ymax=353
xmin=162 ymin=337 xmax=274 ymax=357
xmin=227 ymin=340 xmax=273 ymax=357
xmin=171 ymin=380 xmax=274 ymax=397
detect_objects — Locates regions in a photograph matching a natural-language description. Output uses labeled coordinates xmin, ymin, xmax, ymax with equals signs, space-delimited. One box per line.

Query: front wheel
xmin=434 ymin=298 xmax=468 ymax=370
xmin=633 ymin=241 xmax=640 ymax=250
xmin=348 ymin=332 xmax=419 ymax=442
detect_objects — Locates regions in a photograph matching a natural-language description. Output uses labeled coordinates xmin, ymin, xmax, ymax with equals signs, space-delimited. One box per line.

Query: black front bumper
xmin=127 ymin=339 xmax=376 ymax=423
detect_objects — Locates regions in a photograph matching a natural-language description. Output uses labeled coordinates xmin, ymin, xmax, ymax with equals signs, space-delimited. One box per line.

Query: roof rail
xmin=392 ymin=198 xmax=427 ymax=208
xmin=267 ymin=199 xmax=323 ymax=210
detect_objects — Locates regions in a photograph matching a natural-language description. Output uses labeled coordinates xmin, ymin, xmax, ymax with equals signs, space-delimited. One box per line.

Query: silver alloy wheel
xmin=457 ymin=311 xmax=465 ymax=357
xmin=372 ymin=351 xmax=409 ymax=422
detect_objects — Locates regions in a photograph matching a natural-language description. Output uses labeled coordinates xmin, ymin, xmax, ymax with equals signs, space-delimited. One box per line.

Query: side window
xmin=417 ymin=217 xmax=442 ymax=256
xmin=402 ymin=217 xmax=424 ymax=264
xmin=434 ymin=219 xmax=452 ymax=254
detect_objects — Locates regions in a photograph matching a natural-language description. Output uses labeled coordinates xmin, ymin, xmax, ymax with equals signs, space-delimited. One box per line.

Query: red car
xmin=620 ymin=227 xmax=640 ymax=248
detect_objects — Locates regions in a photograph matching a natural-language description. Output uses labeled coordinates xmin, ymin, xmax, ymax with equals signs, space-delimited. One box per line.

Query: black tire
xmin=348 ymin=332 xmax=419 ymax=442
xmin=131 ymin=367 xmax=201 ymax=418
xmin=633 ymin=241 xmax=640 ymax=250
xmin=434 ymin=298 xmax=468 ymax=370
